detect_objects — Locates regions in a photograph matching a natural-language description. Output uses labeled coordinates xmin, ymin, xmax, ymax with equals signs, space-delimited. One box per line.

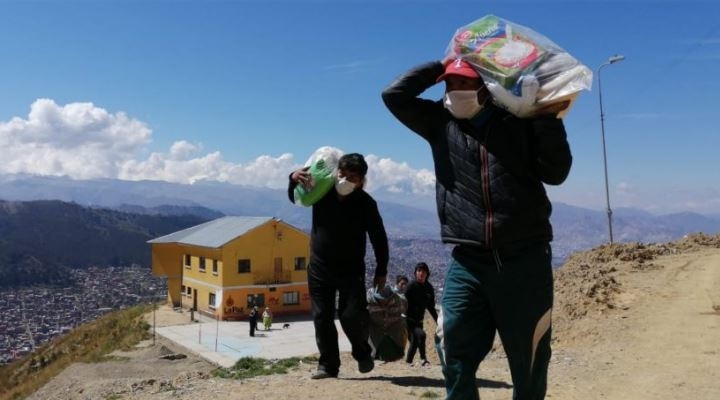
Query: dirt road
xmin=549 ymin=247 xmax=720 ymax=399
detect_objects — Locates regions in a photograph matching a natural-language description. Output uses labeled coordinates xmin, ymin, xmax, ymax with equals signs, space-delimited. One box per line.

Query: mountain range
xmin=0 ymin=199 xmax=208 ymax=288
xmin=1 ymin=174 xmax=719 ymax=267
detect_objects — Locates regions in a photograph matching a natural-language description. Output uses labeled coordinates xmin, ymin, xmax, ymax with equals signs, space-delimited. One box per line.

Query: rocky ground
xmin=27 ymin=234 xmax=720 ymax=400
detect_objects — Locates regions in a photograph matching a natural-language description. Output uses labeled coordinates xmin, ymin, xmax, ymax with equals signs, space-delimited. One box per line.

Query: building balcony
xmin=252 ymin=270 xmax=293 ymax=285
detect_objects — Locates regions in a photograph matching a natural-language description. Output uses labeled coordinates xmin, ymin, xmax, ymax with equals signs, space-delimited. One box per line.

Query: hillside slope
xmin=17 ymin=234 xmax=720 ymax=400
xmin=0 ymin=200 xmax=208 ymax=288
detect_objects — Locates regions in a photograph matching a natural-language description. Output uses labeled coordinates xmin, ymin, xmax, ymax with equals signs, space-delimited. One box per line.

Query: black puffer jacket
xmin=382 ymin=61 xmax=572 ymax=249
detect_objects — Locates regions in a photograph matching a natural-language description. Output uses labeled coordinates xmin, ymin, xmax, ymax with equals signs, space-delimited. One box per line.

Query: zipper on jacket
xmin=492 ymin=249 xmax=503 ymax=272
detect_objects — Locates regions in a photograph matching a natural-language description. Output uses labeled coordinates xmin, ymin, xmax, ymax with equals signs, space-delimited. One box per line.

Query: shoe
xmin=420 ymin=359 xmax=431 ymax=367
xmin=358 ymin=358 xmax=374 ymax=373
xmin=311 ymin=368 xmax=338 ymax=379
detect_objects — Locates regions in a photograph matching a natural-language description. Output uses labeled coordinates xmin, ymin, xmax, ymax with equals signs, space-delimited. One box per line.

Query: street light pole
xmin=597 ymin=54 xmax=625 ymax=244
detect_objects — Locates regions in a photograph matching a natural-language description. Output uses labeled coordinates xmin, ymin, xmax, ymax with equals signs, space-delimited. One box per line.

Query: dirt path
xmin=26 ymin=239 xmax=720 ymax=400
xmin=549 ymin=248 xmax=720 ymax=400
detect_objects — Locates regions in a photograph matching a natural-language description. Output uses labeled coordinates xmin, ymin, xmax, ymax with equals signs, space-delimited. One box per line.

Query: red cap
xmin=436 ymin=59 xmax=479 ymax=83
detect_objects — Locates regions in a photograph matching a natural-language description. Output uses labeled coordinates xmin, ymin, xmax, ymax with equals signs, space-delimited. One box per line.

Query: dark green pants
xmin=440 ymin=242 xmax=553 ymax=400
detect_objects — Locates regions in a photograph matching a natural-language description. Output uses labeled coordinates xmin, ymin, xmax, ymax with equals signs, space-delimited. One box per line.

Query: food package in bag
xmin=293 ymin=146 xmax=343 ymax=207
xmin=445 ymin=15 xmax=592 ymax=118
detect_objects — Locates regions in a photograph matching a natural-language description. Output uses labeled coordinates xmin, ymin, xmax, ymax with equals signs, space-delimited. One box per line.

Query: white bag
xmin=293 ymin=146 xmax=343 ymax=207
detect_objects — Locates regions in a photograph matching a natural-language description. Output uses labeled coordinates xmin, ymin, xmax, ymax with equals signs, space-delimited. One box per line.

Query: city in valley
xmin=0 ymin=266 xmax=166 ymax=365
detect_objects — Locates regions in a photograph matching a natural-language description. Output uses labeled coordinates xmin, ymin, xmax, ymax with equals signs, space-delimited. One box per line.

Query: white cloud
xmin=364 ymin=155 xmax=435 ymax=195
xmin=7 ymin=99 xmax=715 ymax=214
xmin=169 ymin=140 xmax=201 ymax=161
xmin=0 ymin=99 xmax=435 ymax=194
xmin=118 ymin=150 xmax=302 ymax=187
xmin=0 ymin=99 xmax=151 ymax=179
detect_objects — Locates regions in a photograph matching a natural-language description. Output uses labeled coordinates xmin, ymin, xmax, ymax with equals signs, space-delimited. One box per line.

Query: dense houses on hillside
xmin=0 ymin=266 xmax=166 ymax=365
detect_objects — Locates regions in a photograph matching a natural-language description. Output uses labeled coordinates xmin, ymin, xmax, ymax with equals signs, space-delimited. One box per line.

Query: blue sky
xmin=1 ymin=0 xmax=719 ymax=214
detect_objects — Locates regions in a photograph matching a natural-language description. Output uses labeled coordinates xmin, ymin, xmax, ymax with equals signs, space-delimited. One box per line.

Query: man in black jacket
xmin=288 ymin=153 xmax=389 ymax=379
xmin=382 ymin=59 xmax=572 ymax=400
xmin=248 ymin=306 xmax=258 ymax=337
xmin=404 ymin=262 xmax=438 ymax=367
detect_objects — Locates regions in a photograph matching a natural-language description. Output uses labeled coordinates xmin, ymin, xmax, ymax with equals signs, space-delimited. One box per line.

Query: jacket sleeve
xmin=381 ymin=61 xmax=446 ymax=141
xmin=287 ymin=172 xmax=298 ymax=203
xmin=426 ymin=286 xmax=438 ymax=322
xmin=531 ymin=117 xmax=573 ymax=185
xmin=366 ymin=197 xmax=389 ymax=278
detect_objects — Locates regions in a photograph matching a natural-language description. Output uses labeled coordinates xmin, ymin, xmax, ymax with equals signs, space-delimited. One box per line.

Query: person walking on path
xmin=288 ymin=152 xmax=389 ymax=379
xmin=248 ymin=306 xmax=259 ymax=337
xmin=382 ymin=59 xmax=572 ymax=399
xmin=404 ymin=262 xmax=438 ymax=367
xmin=262 ymin=307 xmax=273 ymax=330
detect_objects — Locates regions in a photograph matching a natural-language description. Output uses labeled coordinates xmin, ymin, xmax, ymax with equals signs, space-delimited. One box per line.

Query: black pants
xmin=249 ymin=320 xmax=257 ymax=337
xmin=308 ymin=264 xmax=372 ymax=374
xmin=406 ymin=321 xmax=427 ymax=363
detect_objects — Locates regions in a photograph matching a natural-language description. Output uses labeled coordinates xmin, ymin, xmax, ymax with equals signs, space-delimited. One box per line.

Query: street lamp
xmin=597 ymin=54 xmax=625 ymax=244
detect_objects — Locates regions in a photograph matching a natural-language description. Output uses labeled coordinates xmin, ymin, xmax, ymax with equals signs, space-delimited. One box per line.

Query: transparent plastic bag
xmin=367 ymin=285 xmax=408 ymax=361
xmin=444 ymin=15 xmax=592 ymax=118
xmin=293 ymin=146 xmax=343 ymax=207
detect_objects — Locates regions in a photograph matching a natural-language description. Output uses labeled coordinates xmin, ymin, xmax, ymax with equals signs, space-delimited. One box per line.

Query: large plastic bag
xmin=293 ymin=146 xmax=343 ymax=207
xmin=444 ymin=15 xmax=592 ymax=118
xmin=367 ymin=285 xmax=408 ymax=361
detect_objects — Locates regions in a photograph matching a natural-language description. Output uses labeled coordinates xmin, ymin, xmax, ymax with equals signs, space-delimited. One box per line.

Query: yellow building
xmin=148 ymin=216 xmax=311 ymax=320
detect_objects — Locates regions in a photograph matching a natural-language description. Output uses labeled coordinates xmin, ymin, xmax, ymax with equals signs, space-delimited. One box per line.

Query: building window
xmin=294 ymin=257 xmax=307 ymax=271
xmin=199 ymin=257 xmax=206 ymax=272
xmin=238 ymin=259 xmax=251 ymax=273
xmin=283 ymin=291 xmax=300 ymax=305
xmin=181 ymin=285 xmax=186 ymax=296
xmin=247 ymin=294 xmax=265 ymax=308
xmin=186 ymin=286 xmax=192 ymax=296
xmin=208 ymin=293 xmax=216 ymax=309
xmin=184 ymin=254 xmax=191 ymax=268
xmin=212 ymin=259 xmax=218 ymax=274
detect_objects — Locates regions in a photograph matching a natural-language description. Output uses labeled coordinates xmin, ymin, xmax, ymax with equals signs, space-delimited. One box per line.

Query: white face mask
xmin=335 ymin=177 xmax=356 ymax=196
xmin=444 ymin=90 xmax=484 ymax=119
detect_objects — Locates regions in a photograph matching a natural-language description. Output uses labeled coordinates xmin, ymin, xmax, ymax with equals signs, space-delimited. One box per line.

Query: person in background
xmin=262 ymin=307 xmax=273 ymax=330
xmin=248 ymin=306 xmax=259 ymax=337
xmin=382 ymin=58 xmax=572 ymax=399
xmin=404 ymin=262 xmax=438 ymax=367
xmin=288 ymin=152 xmax=389 ymax=379
xmin=394 ymin=274 xmax=409 ymax=294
